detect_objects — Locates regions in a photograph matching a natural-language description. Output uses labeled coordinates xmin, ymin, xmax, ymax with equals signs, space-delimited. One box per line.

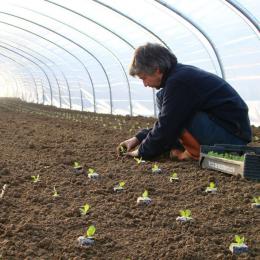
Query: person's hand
xmin=117 ymin=137 xmax=140 ymax=156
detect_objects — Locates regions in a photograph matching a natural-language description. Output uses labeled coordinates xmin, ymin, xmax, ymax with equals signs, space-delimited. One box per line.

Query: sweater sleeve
xmin=138 ymin=79 xmax=197 ymax=159
xmin=135 ymin=128 xmax=152 ymax=142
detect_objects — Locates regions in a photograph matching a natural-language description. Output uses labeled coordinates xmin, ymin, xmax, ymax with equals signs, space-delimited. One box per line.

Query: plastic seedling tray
xmin=229 ymin=243 xmax=248 ymax=254
xmin=199 ymin=144 xmax=260 ymax=180
xmin=78 ymin=236 xmax=94 ymax=246
xmin=137 ymin=197 xmax=152 ymax=205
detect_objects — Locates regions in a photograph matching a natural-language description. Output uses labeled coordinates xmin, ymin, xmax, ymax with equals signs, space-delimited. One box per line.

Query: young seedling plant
xmin=88 ymin=168 xmax=99 ymax=179
xmin=251 ymin=196 xmax=260 ymax=209
xmin=31 ymin=175 xmax=40 ymax=183
xmin=137 ymin=190 xmax=152 ymax=205
xmin=79 ymin=203 xmax=90 ymax=215
xmin=52 ymin=186 xmax=59 ymax=198
xmin=78 ymin=225 xmax=96 ymax=246
xmin=207 ymin=151 xmax=244 ymax=162
xmin=118 ymin=145 xmax=127 ymax=156
xmin=73 ymin=161 xmax=85 ymax=174
xmin=134 ymin=157 xmax=145 ymax=164
xmin=170 ymin=172 xmax=179 ymax=182
xmin=229 ymin=235 xmax=248 ymax=254
xmin=113 ymin=181 xmax=125 ymax=192
xmin=176 ymin=209 xmax=193 ymax=223
xmin=205 ymin=182 xmax=217 ymax=193
xmin=151 ymin=164 xmax=162 ymax=174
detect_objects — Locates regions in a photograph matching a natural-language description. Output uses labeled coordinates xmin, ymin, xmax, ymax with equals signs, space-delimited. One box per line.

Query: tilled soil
xmin=0 ymin=98 xmax=259 ymax=260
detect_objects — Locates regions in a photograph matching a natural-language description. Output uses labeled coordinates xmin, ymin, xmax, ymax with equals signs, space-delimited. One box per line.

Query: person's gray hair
xmin=129 ymin=42 xmax=177 ymax=76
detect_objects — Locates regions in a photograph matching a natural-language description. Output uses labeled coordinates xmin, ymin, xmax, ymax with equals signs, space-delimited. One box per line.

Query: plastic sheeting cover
xmin=0 ymin=0 xmax=259 ymax=125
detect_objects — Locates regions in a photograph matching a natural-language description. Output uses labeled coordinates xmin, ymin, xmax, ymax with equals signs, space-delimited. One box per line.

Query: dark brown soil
xmin=0 ymin=98 xmax=259 ymax=260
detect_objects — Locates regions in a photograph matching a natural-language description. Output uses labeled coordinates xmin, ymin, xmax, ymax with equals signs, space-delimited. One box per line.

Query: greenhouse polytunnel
xmin=0 ymin=0 xmax=259 ymax=124
xmin=0 ymin=1 xmax=260 ymax=259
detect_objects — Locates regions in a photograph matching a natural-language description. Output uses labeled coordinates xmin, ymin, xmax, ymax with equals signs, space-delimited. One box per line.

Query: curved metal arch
xmin=0 ymin=52 xmax=39 ymax=102
xmin=0 ymin=44 xmax=53 ymax=105
xmin=17 ymin=5 xmax=134 ymax=115
xmin=44 ymin=0 xmax=135 ymax=50
xmin=154 ymin=0 xmax=225 ymax=79
xmin=1 ymin=37 xmax=73 ymax=109
xmin=223 ymin=0 xmax=259 ymax=37
xmin=91 ymin=0 xmax=170 ymax=49
xmin=44 ymin=0 xmax=157 ymax=116
xmin=0 ymin=12 xmax=114 ymax=114
xmin=0 ymin=41 xmax=63 ymax=107
xmin=0 ymin=20 xmax=96 ymax=112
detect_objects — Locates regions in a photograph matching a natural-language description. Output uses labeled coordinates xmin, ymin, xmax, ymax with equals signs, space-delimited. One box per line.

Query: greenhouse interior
xmin=0 ymin=0 xmax=259 ymax=259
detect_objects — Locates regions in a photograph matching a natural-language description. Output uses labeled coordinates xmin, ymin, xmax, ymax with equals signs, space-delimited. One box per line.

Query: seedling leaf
xmin=209 ymin=182 xmax=215 ymax=189
xmin=234 ymin=235 xmax=245 ymax=245
xmin=119 ymin=145 xmax=127 ymax=155
xmin=134 ymin=157 xmax=145 ymax=164
xmin=142 ymin=190 xmax=148 ymax=198
xmin=88 ymin=168 xmax=95 ymax=174
xmin=171 ymin=172 xmax=178 ymax=179
xmin=119 ymin=181 xmax=125 ymax=187
xmin=180 ymin=209 xmax=191 ymax=218
xmin=86 ymin=225 xmax=96 ymax=238
xmin=152 ymin=164 xmax=159 ymax=172
xmin=253 ymin=196 xmax=260 ymax=204
xmin=74 ymin=162 xmax=81 ymax=168
xmin=53 ymin=186 xmax=59 ymax=197
xmin=31 ymin=175 xmax=40 ymax=183
xmin=80 ymin=203 xmax=90 ymax=215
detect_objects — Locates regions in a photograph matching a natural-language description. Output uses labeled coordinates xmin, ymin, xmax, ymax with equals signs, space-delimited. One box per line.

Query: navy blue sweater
xmin=136 ymin=63 xmax=252 ymax=159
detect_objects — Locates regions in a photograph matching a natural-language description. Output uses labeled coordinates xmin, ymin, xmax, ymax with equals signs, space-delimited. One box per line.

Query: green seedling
xmin=170 ymin=172 xmax=179 ymax=182
xmin=31 ymin=175 xmax=40 ymax=183
xmin=79 ymin=203 xmax=90 ymax=215
xmin=114 ymin=181 xmax=126 ymax=192
xmin=73 ymin=162 xmax=84 ymax=174
xmin=205 ymin=182 xmax=217 ymax=193
xmin=180 ymin=209 xmax=192 ymax=218
xmin=78 ymin=225 xmax=96 ymax=246
xmin=85 ymin=225 xmax=96 ymax=238
xmin=152 ymin=164 xmax=162 ymax=173
xmin=53 ymin=186 xmax=59 ymax=197
xmin=207 ymin=151 xmax=244 ymax=161
xmin=118 ymin=145 xmax=127 ymax=155
xmin=88 ymin=168 xmax=95 ymax=175
xmin=88 ymin=168 xmax=99 ymax=179
xmin=229 ymin=235 xmax=248 ymax=254
xmin=142 ymin=190 xmax=148 ymax=198
xmin=117 ymin=181 xmax=126 ymax=188
xmin=253 ymin=196 xmax=260 ymax=204
xmin=137 ymin=189 xmax=151 ymax=205
xmin=134 ymin=157 xmax=145 ymax=164
xmin=251 ymin=196 xmax=260 ymax=208
xmin=176 ymin=209 xmax=193 ymax=222
xmin=234 ymin=235 xmax=245 ymax=245
xmin=119 ymin=181 xmax=125 ymax=187
xmin=73 ymin=162 xmax=81 ymax=168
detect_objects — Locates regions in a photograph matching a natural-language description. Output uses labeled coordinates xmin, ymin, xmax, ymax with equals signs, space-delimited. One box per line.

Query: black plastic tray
xmin=199 ymin=144 xmax=260 ymax=180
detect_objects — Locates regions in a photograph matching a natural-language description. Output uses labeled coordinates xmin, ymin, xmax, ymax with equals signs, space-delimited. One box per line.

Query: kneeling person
xmin=118 ymin=43 xmax=252 ymax=160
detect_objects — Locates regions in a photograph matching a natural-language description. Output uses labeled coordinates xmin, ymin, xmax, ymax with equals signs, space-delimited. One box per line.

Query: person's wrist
xmin=132 ymin=136 xmax=140 ymax=145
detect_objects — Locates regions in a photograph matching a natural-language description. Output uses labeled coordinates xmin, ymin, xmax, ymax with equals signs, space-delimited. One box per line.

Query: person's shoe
xmin=179 ymin=130 xmax=200 ymax=160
